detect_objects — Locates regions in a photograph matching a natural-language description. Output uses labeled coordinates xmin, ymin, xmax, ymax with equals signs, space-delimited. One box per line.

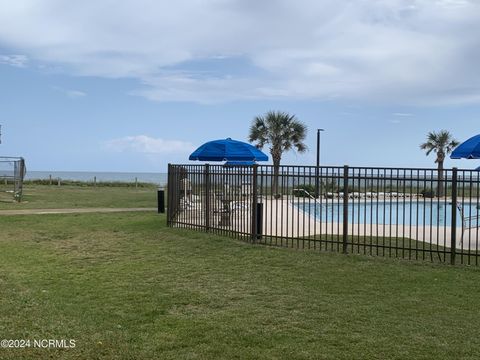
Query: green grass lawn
xmin=0 ymin=185 xmax=157 ymax=210
xmin=259 ymin=234 xmax=471 ymax=265
xmin=1 ymin=212 xmax=480 ymax=359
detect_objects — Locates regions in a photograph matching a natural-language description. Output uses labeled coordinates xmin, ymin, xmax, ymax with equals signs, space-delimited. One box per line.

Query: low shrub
xmin=421 ymin=188 xmax=436 ymax=198
xmin=23 ymin=179 xmax=159 ymax=189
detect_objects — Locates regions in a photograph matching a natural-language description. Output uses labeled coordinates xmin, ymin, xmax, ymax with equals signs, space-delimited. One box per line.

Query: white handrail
xmin=292 ymin=188 xmax=320 ymax=203
xmin=463 ymin=214 xmax=480 ymax=229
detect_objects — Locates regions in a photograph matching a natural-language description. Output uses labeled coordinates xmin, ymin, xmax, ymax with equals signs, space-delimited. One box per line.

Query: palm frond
xmin=421 ymin=130 xmax=458 ymax=159
xmin=248 ymin=110 xmax=308 ymax=161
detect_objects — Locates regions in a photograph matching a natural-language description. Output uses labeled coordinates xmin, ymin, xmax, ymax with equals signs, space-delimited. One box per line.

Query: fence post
xmin=343 ymin=165 xmax=349 ymax=254
xmin=205 ymin=164 xmax=210 ymax=232
xmin=167 ymin=164 xmax=172 ymax=226
xmin=158 ymin=188 xmax=165 ymax=214
xmin=251 ymin=165 xmax=258 ymax=243
xmin=16 ymin=158 xmax=25 ymax=202
xmin=451 ymin=167 xmax=458 ymax=265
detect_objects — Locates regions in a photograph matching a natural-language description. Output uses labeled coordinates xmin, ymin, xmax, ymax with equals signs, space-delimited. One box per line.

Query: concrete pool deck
xmin=173 ymin=196 xmax=480 ymax=252
xmin=262 ymin=199 xmax=479 ymax=251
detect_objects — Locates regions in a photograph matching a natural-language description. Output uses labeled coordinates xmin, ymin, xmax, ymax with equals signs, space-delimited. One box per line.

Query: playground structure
xmin=0 ymin=157 xmax=26 ymax=202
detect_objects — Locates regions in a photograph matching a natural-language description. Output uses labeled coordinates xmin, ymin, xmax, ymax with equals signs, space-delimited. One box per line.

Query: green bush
xmin=421 ymin=188 xmax=436 ymax=198
xmin=293 ymin=184 xmax=316 ymax=197
xmin=293 ymin=181 xmax=341 ymax=198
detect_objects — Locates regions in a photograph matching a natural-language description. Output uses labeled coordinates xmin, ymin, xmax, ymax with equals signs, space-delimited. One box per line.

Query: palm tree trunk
xmin=269 ymin=145 xmax=282 ymax=198
xmin=437 ymin=160 xmax=444 ymax=198
xmin=272 ymin=159 xmax=280 ymax=198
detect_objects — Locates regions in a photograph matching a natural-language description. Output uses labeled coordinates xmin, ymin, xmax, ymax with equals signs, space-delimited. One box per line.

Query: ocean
xmin=26 ymin=171 xmax=168 ymax=186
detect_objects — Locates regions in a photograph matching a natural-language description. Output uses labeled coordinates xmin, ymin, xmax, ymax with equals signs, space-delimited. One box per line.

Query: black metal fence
xmin=167 ymin=164 xmax=480 ymax=266
xmin=0 ymin=157 xmax=26 ymax=202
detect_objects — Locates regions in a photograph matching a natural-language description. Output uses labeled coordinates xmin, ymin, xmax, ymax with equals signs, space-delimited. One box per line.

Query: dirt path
xmin=0 ymin=208 xmax=158 ymax=216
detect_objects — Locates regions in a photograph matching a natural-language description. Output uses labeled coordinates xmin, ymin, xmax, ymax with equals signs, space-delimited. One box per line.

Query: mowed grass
xmin=1 ymin=213 xmax=480 ymax=359
xmin=0 ymin=185 xmax=157 ymax=210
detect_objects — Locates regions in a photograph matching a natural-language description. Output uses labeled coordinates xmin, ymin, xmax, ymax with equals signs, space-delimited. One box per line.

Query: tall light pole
xmin=315 ymin=128 xmax=324 ymax=198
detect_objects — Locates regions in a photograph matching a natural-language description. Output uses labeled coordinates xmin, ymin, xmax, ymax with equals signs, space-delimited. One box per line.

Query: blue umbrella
xmin=451 ymin=134 xmax=480 ymax=159
xmin=189 ymin=138 xmax=268 ymax=162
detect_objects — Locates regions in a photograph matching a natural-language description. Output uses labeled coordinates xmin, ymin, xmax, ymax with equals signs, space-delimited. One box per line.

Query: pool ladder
xmin=457 ymin=203 xmax=480 ymax=230
xmin=292 ymin=188 xmax=321 ymax=204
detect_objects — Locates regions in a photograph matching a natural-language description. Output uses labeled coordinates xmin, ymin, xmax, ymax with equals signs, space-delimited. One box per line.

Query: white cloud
xmin=51 ymin=86 xmax=86 ymax=99
xmin=0 ymin=0 xmax=480 ymax=105
xmin=104 ymin=135 xmax=194 ymax=155
xmin=65 ymin=90 xmax=86 ymax=98
xmin=0 ymin=54 xmax=28 ymax=67
xmin=392 ymin=113 xmax=413 ymax=117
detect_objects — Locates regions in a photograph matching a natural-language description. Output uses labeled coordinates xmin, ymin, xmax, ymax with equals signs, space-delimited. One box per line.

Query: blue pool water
xmin=296 ymin=201 xmax=480 ymax=227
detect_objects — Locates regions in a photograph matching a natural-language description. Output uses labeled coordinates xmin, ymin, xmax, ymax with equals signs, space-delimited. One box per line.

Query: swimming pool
xmin=295 ymin=201 xmax=480 ymax=227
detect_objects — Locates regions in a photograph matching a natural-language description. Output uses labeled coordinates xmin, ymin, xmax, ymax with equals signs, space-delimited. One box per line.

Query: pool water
xmin=296 ymin=201 xmax=480 ymax=227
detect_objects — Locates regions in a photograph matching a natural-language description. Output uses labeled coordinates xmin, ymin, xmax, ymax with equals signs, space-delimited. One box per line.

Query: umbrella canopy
xmin=451 ymin=134 xmax=480 ymax=159
xmin=189 ymin=138 xmax=268 ymax=162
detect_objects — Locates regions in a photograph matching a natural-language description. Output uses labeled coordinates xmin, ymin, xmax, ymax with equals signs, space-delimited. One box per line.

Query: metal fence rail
xmin=0 ymin=157 xmax=26 ymax=202
xmin=167 ymin=164 xmax=480 ymax=266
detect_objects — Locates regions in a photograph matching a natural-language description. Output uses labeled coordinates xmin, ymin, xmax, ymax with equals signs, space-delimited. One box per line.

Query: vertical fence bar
xmin=451 ymin=167 xmax=458 ymax=265
xmin=460 ymin=170 xmax=465 ymax=265
xmin=474 ymin=171 xmax=480 ymax=266
xmin=16 ymin=158 xmax=25 ymax=202
xmin=257 ymin=166 xmax=264 ymax=242
xmin=205 ymin=164 xmax=211 ymax=232
xmin=167 ymin=164 xmax=172 ymax=227
xmin=343 ymin=165 xmax=349 ymax=254
xmin=335 ymin=168 xmax=341 ymax=252
xmin=251 ymin=165 xmax=258 ymax=243
xmin=467 ymin=170 xmax=473 ymax=265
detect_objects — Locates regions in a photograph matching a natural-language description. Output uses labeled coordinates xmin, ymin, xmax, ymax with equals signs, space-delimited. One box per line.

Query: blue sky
xmin=1 ymin=0 xmax=480 ymax=172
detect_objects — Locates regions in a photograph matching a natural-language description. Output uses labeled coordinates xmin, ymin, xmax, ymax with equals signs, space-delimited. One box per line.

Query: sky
xmin=0 ymin=0 xmax=480 ymax=173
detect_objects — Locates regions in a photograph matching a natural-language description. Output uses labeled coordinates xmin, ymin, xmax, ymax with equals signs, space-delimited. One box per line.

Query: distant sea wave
xmin=26 ymin=171 xmax=168 ymax=186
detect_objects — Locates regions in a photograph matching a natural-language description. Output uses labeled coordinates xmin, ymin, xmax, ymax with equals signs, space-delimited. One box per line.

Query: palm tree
xmin=420 ymin=130 xmax=459 ymax=198
xmin=249 ymin=111 xmax=307 ymax=197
